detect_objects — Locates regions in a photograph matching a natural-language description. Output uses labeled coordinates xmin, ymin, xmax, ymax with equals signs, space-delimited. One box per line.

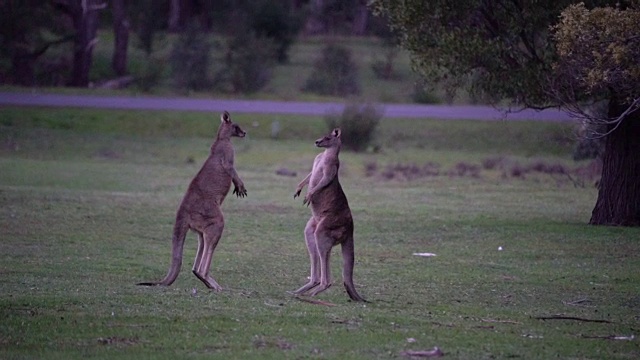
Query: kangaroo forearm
xmin=297 ymin=173 xmax=312 ymax=189
xmin=230 ymin=171 xmax=243 ymax=186
xmin=309 ymin=174 xmax=333 ymax=193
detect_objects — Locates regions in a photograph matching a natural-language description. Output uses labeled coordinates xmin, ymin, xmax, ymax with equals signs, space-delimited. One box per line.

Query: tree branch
xmin=534 ymin=315 xmax=613 ymax=323
xmin=20 ymin=34 xmax=75 ymax=59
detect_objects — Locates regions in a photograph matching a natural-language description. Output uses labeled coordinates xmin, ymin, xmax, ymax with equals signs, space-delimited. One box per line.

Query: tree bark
xmin=589 ymin=100 xmax=640 ymax=226
xmin=11 ymin=53 xmax=36 ymax=86
xmin=111 ymin=0 xmax=129 ymax=76
xmin=168 ymin=0 xmax=181 ymax=32
xmin=351 ymin=0 xmax=369 ymax=36
xmin=200 ymin=0 xmax=213 ymax=31
xmin=304 ymin=0 xmax=326 ymax=35
xmin=63 ymin=0 xmax=103 ymax=87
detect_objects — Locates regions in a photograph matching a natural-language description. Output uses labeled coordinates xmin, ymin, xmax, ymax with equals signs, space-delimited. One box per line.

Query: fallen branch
xmin=562 ymin=298 xmax=591 ymax=307
xmin=580 ymin=334 xmax=635 ymax=340
xmin=534 ymin=315 xmax=612 ymax=323
xmin=401 ymin=347 xmax=444 ymax=358
xmin=481 ymin=318 xmax=521 ymax=324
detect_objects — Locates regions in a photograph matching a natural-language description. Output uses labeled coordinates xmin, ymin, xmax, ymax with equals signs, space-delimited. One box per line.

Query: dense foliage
xmin=302 ymin=44 xmax=361 ymax=97
xmin=325 ymin=103 xmax=383 ymax=152
xmin=551 ymin=3 xmax=640 ymax=122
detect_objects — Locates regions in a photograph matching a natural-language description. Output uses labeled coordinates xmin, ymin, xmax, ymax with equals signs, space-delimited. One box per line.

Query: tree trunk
xmin=111 ymin=0 xmax=129 ymax=76
xmin=304 ymin=0 xmax=326 ymax=35
xmin=351 ymin=0 xmax=369 ymax=36
xmin=168 ymin=0 xmax=181 ymax=32
xmin=11 ymin=53 xmax=36 ymax=86
xmin=200 ymin=0 xmax=212 ymax=31
xmin=589 ymin=100 xmax=640 ymax=226
xmin=67 ymin=0 xmax=102 ymax=87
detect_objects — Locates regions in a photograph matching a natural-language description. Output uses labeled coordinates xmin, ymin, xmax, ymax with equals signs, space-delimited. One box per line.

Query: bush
xmin=169 ymin=25 xmax=212 ymax=92
xmin=248 ymin=1 xmax=302 ymax=64
xmin=412 ymin=81 xmax=441 ymax=104
xmin=136 ymin=54 xmax=165 ymax=93
xmin=325 ymin=103 xmax=383 ymax=152
xmin=302 ymin=44 xmax=361 ymax=97
xmin=214 ymin=32 xmax=276 ymax=94
xmin=133 ymin=0 xmax=165 ymax=55
xmin=573 ymin=124 xmax=605 ymax=160
xmin=573 ymin=103 xmax=607 ymax=161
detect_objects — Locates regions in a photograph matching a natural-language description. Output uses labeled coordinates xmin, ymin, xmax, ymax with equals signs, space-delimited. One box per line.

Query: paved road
xmin=0 ymin=91 xmax=572 ymax=121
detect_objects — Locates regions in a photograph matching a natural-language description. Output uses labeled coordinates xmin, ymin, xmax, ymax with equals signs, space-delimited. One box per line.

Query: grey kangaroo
xmin=293 ymin=128 xmax=366 ymax=301
xmin=138 ymin=111 xmax=247 ymax=290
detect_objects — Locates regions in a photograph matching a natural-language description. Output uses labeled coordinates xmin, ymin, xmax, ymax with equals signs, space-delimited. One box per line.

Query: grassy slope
xmin=1 ymin=107 xmax=639 ymax=359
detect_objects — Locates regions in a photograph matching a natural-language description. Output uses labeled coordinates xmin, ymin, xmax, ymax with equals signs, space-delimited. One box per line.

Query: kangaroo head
xmin=217 ymin=111 xmax=246 ymax=139
xmin=315 ymin=128 xmax=341 ymax=148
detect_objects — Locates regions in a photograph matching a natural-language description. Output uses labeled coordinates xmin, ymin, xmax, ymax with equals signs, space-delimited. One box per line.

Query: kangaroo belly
xmin=311 ymin=184 xmax=351 ymax=220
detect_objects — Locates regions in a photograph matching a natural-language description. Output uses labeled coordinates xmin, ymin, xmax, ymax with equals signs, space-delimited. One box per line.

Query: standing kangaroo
xmin=293 ymin=128 xmax=366 ymax=301
xmin=138 ymin=111 xmax=247 ymax=291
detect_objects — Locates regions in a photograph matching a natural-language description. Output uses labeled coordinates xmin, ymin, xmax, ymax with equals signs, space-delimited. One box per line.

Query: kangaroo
xmin=292 ymin=128 xmax=366 ymax=302
xmin=138 ymin=111 xmax=247 ymax=291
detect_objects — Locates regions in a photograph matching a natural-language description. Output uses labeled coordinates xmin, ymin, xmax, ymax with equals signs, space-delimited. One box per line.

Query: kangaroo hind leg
xmin=293 ymin=218 xmax=321 ymax=295
xmin=307 ymin=227 xmax=334 ymax=297
xmin=192 ymin=212 xmax=224 ymax=291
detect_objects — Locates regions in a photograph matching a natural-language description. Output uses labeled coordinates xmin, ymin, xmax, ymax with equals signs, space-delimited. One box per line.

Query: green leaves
xmin=552 ymin=3 xmax=640 ymax=101
xmin=372 ymin=0 xmax=638 ymax=108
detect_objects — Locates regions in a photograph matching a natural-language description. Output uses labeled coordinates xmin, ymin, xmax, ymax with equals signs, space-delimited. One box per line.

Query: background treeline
xmin=0 ymin=0 xmax=406 ymax=99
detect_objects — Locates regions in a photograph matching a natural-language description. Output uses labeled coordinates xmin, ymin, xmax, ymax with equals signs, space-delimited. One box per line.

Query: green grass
xmin=1 ymin=107 xmax=639 ymax=359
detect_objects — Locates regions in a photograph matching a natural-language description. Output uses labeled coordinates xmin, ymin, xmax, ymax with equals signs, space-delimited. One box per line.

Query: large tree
xmin=111 ymin=0 xmax=129 ymax=76
xmin=372 ymin=0 xmax=640 ymax=226
xmin=552 ymin=4 xmax=639 ymax=226
xmin=53 ymin=0 xmax=106 ymax=87
xmin=0 ymin=0 xmax=72 ymax=85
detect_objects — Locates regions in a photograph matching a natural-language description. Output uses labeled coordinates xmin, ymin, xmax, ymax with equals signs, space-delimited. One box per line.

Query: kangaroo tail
xmin=138 ymin=216 xmax=189 ymax=287
xmin=341 ymin=237 xmax=366 ymax=302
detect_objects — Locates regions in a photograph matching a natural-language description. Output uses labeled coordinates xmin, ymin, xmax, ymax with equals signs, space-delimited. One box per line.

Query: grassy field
xmin=1 ymin=107 xmax=639 ymax=359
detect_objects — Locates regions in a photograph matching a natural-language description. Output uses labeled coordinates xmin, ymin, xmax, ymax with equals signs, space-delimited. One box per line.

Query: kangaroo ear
xmin=333 ymin=128 xmax=341 ymax=138
xmin=221 ymin=111 xmax=231 ymax=123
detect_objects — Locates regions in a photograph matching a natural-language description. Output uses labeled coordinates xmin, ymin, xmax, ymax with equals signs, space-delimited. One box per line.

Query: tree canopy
xmin=371 ymin=0 xmax=638 ymax=111
xmin=551 ymin=3 xmax=640 ymax=131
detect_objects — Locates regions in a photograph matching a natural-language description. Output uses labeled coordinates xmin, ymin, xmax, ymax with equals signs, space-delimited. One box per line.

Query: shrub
xmin=136 ymin=54 xmax=165 ymax=93
xmin=133 ymin=0 xmax=165 ymax=55
xmin=572 ymin=102 xmax=608 ymax=161
xmin=412 ymin=81 xmax=441 ymax=104
xmin=573 ymin=121 xmax=606 ymax=161
xmin=248 ymin=1 xmax=302 ymax=64
xmin=302 ymin=44 xmax=361 ymax=97
xmin=214 ymin=32 xmax=276 ymax=94
xmin=325 ymin=103 xmax=383 ymax=152
xmin=170 ymin=25 xmax=212 ymax=92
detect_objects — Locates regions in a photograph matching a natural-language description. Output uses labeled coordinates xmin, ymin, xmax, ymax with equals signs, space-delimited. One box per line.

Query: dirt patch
xmin=97 ymin=336 xmax=139 ymax=346
xmin=366 ymin=158 xmax=601 ymax=187
xmin=253 ymin=335 xmax=294 ymax=350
